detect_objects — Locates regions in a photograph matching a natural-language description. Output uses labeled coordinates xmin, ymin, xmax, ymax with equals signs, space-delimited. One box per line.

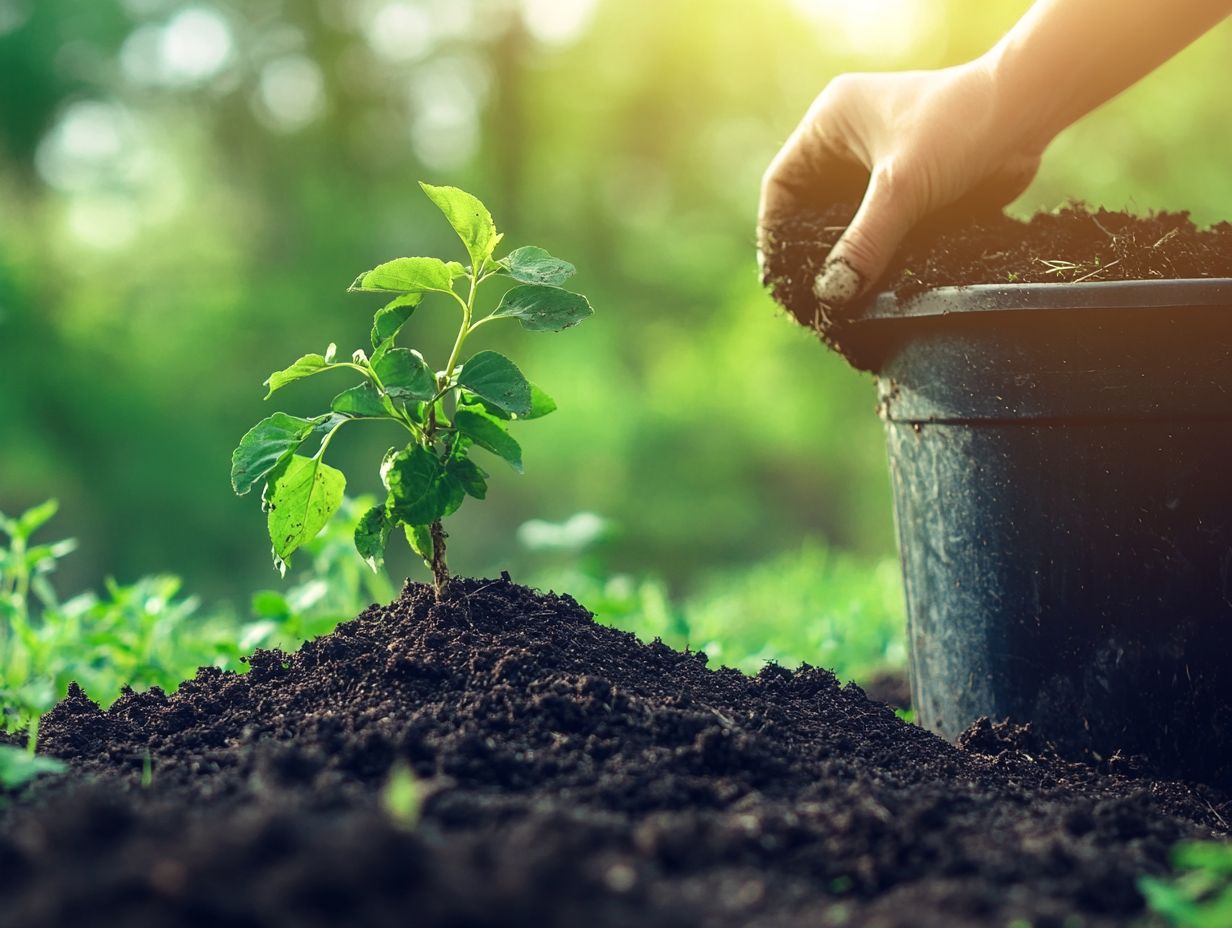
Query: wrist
xmin=971 ymin=42 xmax=1062 ymax=158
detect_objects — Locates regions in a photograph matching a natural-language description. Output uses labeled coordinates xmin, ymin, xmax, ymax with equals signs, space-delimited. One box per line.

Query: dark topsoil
xmin=762 ymin=201 xmax=1232 ymax=368
xmin=3 ymin=578 xmax=1229 ymax=927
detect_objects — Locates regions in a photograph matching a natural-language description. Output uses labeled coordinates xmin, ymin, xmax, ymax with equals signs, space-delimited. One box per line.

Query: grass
xmin=1141 ymin=842 xmax=1232 ymax=927
xmin=1 ymin=498 xmax=393 ymax=734
xmin=526 ymin=533 xmax=906 ymax=684
xmin=2 ymin=501 xmax=906 ymax=733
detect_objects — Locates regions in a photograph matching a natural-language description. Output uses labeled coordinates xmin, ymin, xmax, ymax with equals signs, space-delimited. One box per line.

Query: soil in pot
xmin=761 ymin=200 xmax=1232 ymax=368
xmin=1 ymin=577 xmax=1228 ymax=927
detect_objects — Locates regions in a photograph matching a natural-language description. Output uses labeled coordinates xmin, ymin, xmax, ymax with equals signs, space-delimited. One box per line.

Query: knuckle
xmin=807 ymin=74 xmax=856 ymax=126
xmin=838 ymin=227 xmax=880 ymax=272
xmin=818 ymin=73 xmax=862 ymax=107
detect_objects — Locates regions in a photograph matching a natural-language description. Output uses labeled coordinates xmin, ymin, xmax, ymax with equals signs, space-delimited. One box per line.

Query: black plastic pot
xmin=850 ymin=279 xmax=1232 ymax=781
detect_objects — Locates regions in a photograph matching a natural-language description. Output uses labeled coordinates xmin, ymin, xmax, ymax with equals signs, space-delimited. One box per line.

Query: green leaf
xmin=447 ymin=456 xmax=488 ymax=499
xmin=14 ymin=499 xmax=59 ymax=541
xmin=524 ymin=383 xmax=557 ymax=420
xmin=460 ymin=386 xmax=553 ymax=422
xmin=370 ymin=294 xmax=421 ymax=349
xmin=231 ymin=413 xmax=319 ymax=495
xmin=265 ymin=455 xmax=346 ymax=564
xmin=265 ymin=354 xmax=331 ymax=399
xmin=354 ymin=505 xmax=391 ymax=573
xmin=405 ymin=523 xmax=432 ymax=562
xmin=379 ymin=447 xmax=400 ymax=490
xmin=501 ymin=246 xmax=575 ymax=286
xmin=309 ymin=413 xmax=349 ymax=442
xmin=382 ymin=762 xmax=422 ymax=829
xmin=250 ymin=589 xmax=289 ymax=619
xmin=0 ymin=745 xmax=65 ymax=790
xmin=456 ymin=350 xmax=531 ymax=416
xmin=348 ymin=257 xmax=461 ymax=294
xmin=419 ymin=182 xmax=500 ymax=272
xmin=386 ymin=446 xmax=464 ymax=525
xmin=1174 ymin=842 xmax=1232 ymax=873
xmin=373 ymin=348 xmax=436 ymax=401
xmin=490 ymin=284 xmax=593 ymax=332
xmin=331 ymin=383 xmax=395 ymax=419
xmin=453 ymin=408 xmax=523 ymax=473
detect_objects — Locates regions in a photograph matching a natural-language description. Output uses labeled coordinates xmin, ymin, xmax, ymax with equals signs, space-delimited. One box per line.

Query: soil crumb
xmin=762 ymin=201 xmax=1232 ymax=369
xmin=3 ymin=578 xmax=1227 ymax=927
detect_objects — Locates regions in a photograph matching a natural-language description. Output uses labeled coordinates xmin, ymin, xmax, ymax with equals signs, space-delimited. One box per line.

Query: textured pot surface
xmin=859 ymin=280 xmax=1232 ymax=781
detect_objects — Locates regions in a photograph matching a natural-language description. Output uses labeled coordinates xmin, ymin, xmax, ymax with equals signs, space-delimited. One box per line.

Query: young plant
xmin=231 ymin=183 xmax=592 ymax=591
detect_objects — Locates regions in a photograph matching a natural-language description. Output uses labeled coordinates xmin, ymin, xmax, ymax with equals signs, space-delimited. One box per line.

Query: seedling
xmin=0 ymin=744 xmax=64 ymax=792
xmin=381 ymin=761 xmax=422 ymax=829
xmin=231 ymin=183 xmax=592 ymax=591
xmin=1140 ymin=840 xmax=1232 ymax=927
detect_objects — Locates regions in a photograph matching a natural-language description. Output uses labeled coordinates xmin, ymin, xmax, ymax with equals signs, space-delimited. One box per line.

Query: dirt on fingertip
xmin=1 ymin=576 xmax=1228 ymax=927
xmin=761 ymin=201 xmax=1232 ymax=369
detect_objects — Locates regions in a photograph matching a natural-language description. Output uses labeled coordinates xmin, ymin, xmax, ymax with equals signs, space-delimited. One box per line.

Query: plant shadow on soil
xmin=2 ymin=576 xmax=1228 ymax=927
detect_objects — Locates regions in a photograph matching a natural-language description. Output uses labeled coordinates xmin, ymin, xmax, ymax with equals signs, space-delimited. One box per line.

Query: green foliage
xmin=523 ymin=518 xmax=905 ymax=683
xmin=265 ymin=454 xmax=347 ymax=569
xmin=382 ymin=762 xmax=423 ymax=830
xmin=232 ymin=184 xmax=592 ymax=587
xmin=1141 ymin=842 xmax=1232 ymax=927
xmin=1 ymin=498 xmax=392 ymax=734
xmin=0 ymin=744 xmax=64 ymax=791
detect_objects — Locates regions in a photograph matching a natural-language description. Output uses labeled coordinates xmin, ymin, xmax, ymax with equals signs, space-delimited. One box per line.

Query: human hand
xmin=758 ymin=60 xmax=1045 ymax=323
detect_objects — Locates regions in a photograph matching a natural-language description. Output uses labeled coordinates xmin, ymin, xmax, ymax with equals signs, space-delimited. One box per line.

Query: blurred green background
xmin=3 ymin=0 xmax=1232 ymax=609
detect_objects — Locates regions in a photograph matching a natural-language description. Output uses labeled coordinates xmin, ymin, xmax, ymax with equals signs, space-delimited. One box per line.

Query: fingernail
xmin=812 ymin=258 xmax=863 ymax=307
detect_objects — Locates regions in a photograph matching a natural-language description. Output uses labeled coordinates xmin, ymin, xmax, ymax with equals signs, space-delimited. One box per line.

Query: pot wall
xmin=874 ymin=296 xmax=1232 ymax=781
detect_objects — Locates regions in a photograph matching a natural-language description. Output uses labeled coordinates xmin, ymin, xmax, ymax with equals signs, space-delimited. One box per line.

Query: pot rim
xmin=860 ymin=277 xmax=1232 ymax=323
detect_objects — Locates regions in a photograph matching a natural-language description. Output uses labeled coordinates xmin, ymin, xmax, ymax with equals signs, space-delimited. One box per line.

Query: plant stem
xmin=423 ymin=269 xmax=482 ymax=596
xmin=440 ymin=270 xmax=479 ymax=391
xmin=429 ymin=521 xmax=448 ymax=593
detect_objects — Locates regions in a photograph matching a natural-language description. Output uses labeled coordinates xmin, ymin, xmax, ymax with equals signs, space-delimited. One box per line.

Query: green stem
xmin=440 ymin=272 xmax=479 ymax=397
xmin=314 ymin=418 xmax=347 ymax=460
xmin=465 ymin=313 xmax=500 ymax=334
xmin=11 ymin=534 xmax=27 ymax=627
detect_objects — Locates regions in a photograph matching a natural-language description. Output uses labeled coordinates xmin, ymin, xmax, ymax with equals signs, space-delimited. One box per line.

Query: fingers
xmin=814 ymin=163 xmax=923 ymax=310
xmin=756 ymin=127 xmax=826 ymax=275
xmin=757 ymin=92 xmax=868 ymax=277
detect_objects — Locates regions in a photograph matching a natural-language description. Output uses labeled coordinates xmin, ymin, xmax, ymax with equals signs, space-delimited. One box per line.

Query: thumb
xmin=813 ymin=166 xmax=921 ymax=313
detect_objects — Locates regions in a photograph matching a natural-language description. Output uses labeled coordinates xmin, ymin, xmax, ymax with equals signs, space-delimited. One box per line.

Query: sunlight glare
xmin=363 ymin=1 xmax=434 ymax=63
xmin=788 ymin=0 xmax=934 ymax=59
xmin=408 ymin=56 xmax=484 ymax=170
xmin=255 ymin=56 xmax=327 ymax=133
xmin=160 ymin=6 xmax=234 ymax=84
xmin=520 ymin=0 xmax=597 ymax=46
xmin=35 ymin=101 xmax=149 ymax=193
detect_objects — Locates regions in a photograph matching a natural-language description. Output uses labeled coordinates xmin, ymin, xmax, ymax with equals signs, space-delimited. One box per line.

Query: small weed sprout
xmin=0 ymin=745 xmax=64 ymax=792
xmin=1140 ymin=840 xmax=1232 ymax=927
xmin=231 ymin=183 xmax=593 ymax=591
xmin=381 ymin=762 xmax=422 ymax=829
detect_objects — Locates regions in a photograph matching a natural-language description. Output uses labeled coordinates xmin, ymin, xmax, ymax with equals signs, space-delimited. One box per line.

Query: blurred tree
xmin=1 ymin=0 xmax=1229 ymax=602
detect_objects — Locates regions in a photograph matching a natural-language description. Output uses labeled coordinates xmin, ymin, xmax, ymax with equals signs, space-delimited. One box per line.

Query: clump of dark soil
xmin=3 ymin=577 xmax=1228 ymax=927
xmin=762 ymin=201 xmax=1232 ymax=366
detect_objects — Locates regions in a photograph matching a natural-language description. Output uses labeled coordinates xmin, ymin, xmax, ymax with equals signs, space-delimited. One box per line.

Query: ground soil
xmin=2 ymin=577 xmax=1228 ymax=927
xmin=761 ymin=201 xmax=1232 ymax=368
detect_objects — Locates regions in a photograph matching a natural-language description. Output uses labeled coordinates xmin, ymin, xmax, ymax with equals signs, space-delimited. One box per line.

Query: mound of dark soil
xmin=3 ymin=577 xmax=1228 ymax=927
xmin=762 ymin=201 xmax=1232 ymax=367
